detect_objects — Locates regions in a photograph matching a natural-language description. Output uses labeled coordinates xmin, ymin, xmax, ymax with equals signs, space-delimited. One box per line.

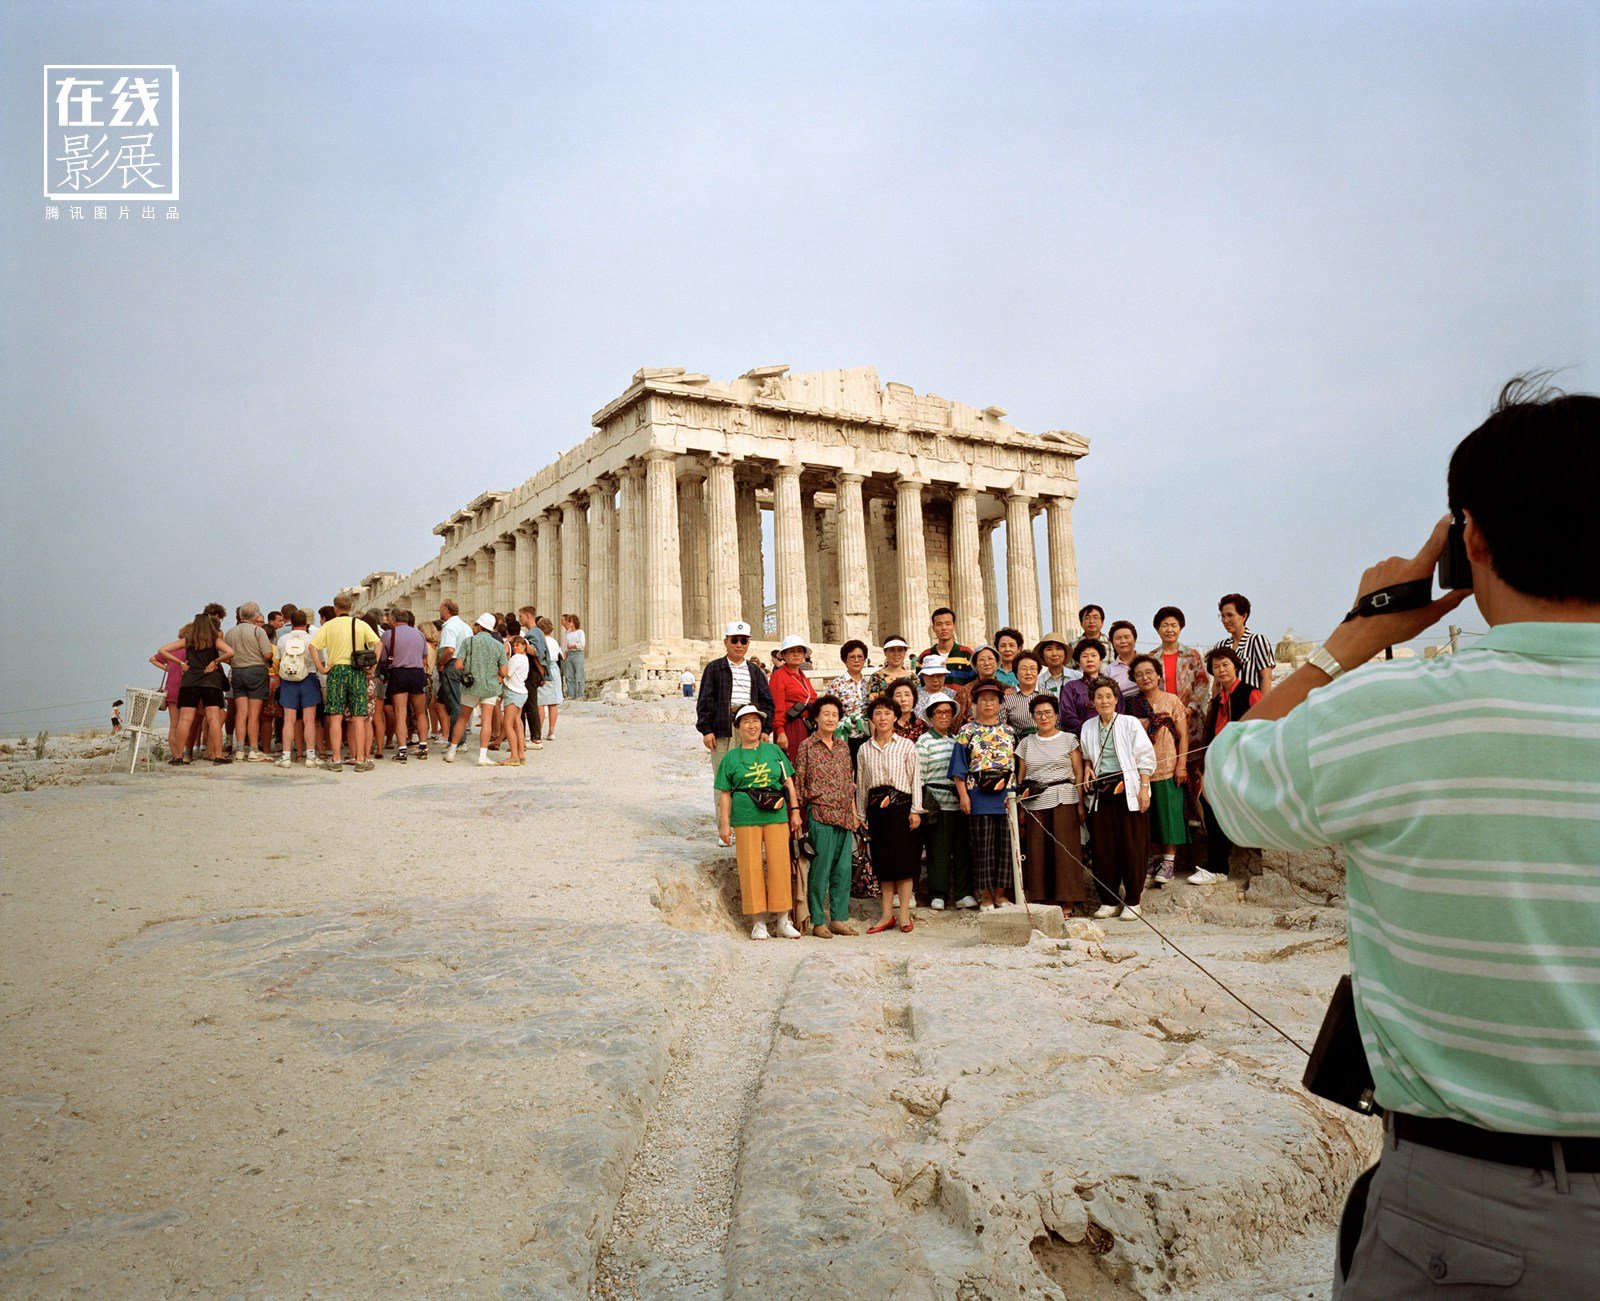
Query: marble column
xmin=818 ymin=502 xmax=840 ymax=642
xmin=868 ymin=496 xmax=899 ymax=639
xmin=438 ymin=566 xmax=457 ymax=610
xmin=618 ymin=464 xmax=646 ymax=646
xmin=735 ymin=480 xmax=765 ymax=629
xmin=705 ymin=455 xmax=741 ymax=635
xmin=835 ymin=472 xmax=870 ymax=644
xmin=537 ymin=508 xmax=562 ymax=621
xmin=1045 ymin=495 xmax=1080 ymax=640
xmin=677 ymin=465 xmax=710 ymax=639
xmin=950 ymin=486 xmax=985 ymax=642
xmin=802 ymin=491 xmax=824 ymax=644
xmin=588 ymin=477 xmax=617 ymax=655
xmin=895 ymin=477 xmax=930 ymax=650
xmin=473 ymin=549 xmax=494 ymax=617
xmin=513 ymin=523 xmax=535 ymax=610
xmin=644 ymin=450 xmax=684 ymax=641
xmin=771 ymin=463 xmax=810 ymax=641
xmin=980 ymin=521 xmax=1001 ymax=642
xmin=560 ymin=495 xmax=588 ymax=624
xmin=492 ymin=536 xmax=515 ymax=612
xmin=1004 ymin=490 xmax=1042 ymax=645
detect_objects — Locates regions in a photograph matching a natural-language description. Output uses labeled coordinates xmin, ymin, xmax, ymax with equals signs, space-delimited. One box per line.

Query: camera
xmin=1437 ymin=513 xmax=1473 ymax=592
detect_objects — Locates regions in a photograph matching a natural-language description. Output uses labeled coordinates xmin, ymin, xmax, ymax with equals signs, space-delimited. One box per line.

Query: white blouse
xmin=1078 ymin=714 xmax=1157 ymax=813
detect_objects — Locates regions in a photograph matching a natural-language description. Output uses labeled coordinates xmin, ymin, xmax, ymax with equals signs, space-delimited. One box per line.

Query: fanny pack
xmin=1017 ymin=776 xmax=1073 ymax=801
xmin=972 ymin=770 xmax=1010 ymax=793
xmin=743 ymin=787 xmax=786 ymax=812
xmin=867 ymin=784 xmax=911 ymax=812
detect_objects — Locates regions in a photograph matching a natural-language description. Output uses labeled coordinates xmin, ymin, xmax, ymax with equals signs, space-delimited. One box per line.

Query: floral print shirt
xmin=827 ymin=672 xmax=872 ymax=740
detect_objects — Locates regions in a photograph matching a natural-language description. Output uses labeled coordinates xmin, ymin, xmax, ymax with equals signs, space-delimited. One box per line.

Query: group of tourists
xmin=700 ymin=597 xmax=1277 ymax=940
xmin=148 ymin=597 xmax=587 ymax=771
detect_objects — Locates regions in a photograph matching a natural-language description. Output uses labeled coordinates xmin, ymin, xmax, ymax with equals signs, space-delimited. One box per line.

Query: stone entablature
xmin=351 ymin=366 xmax=1088 ymax=692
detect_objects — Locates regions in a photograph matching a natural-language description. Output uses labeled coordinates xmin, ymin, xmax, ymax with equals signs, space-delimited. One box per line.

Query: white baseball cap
xmin=725 ymin=620 xmax=752 ymax=637
xmin=777 ymin=634 xmax=808 ymax=653
xmin=476 ymin=613 xmax=496 ymax=630
xmin=882 ymin=637 xmax=909 ymax=650
xmin=733 ymin=704 xmax=766 ymax=723
xmin=918 ymin=654 xmax=948 ymax=677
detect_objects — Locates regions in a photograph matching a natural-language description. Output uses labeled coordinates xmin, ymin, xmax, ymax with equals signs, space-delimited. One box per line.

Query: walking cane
xmin=1005 ymin=787 xmax=1039 ymax=933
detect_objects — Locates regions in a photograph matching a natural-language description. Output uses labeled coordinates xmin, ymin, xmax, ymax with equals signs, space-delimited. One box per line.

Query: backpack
xmin=279 ymin=631 xmax=312 ymax=682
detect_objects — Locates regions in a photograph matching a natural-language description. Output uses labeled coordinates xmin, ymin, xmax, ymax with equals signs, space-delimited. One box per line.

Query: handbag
xmin=867 ymin=784 xmax=911 ymax=812
xmin=350 ymin=616 xmax=378 ymax=671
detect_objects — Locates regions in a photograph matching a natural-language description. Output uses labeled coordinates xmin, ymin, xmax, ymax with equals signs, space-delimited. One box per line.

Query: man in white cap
xmin=696 ymin=621 xmax=774 ymax=809
xmin=914 ymin=654 xmax=950 ymax=720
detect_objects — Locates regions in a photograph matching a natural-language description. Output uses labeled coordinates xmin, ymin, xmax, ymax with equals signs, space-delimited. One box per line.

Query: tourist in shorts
xmin=435 ymin=598 xmax=474 ymax=735
xmin=273 ymin=608 xmax=322 ymax=768
xmin=500 ymin=636 xmax=531 ymax=766
xmin=715 ymin=703 xmax=802 ymax=941
xmin=447 ymin=613 xmax=509 ymax=765
xmin=534 ymin=615 xmax=564 ymax=740
xmin=149 ymin=626 xmax=188 ymax=759
xmin=172 ymin=613 xmax=235 ymax=765
xmin=382 ymin=609 xmax=430 ymax=761
xmin=309 ymin=595 xmax=380 ymax=772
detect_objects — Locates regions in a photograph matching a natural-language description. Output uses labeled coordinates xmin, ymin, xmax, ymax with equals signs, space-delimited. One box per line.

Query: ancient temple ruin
xmin=345 ymin=365 xmax=1088 ymax=689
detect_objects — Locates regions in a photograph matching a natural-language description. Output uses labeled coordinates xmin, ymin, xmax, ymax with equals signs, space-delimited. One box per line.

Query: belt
xmin=1391 ymin=1112 xmax=1600 ymax=1172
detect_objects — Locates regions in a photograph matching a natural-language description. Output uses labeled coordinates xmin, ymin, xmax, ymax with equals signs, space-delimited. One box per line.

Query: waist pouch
xmin=1018 ymin=776 xmax=1072 ymax=801
xmin=972 ymin=770 xmax=1010 ymax=793
xmin=867 ymin=784 xmax=911 ymax=812
xmin=744 ymin=788 xmax=786 ymax=812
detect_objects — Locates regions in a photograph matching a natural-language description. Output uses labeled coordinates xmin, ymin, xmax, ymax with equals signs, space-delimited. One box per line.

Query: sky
xmin=2 ymin=0 xmax=1596 ymax=734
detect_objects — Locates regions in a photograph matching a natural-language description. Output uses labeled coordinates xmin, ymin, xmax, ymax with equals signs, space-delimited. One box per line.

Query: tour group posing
xmin=699 ymin=600 xmax=1277 ymax=940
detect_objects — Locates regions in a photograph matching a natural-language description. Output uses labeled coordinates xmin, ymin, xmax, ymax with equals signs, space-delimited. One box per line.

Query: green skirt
xmin=1148 ymin=778 xmax=1189 ymax=845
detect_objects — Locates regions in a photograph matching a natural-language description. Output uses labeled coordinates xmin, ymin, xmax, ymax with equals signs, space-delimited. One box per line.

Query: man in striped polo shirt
xmin=1207 ymin=380 xmax=1599 ymax=1296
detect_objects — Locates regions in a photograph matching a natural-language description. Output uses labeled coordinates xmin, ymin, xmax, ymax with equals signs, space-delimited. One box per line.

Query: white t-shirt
xmin=546 ymin=633 xmax=563 ymax=660
xmin=729 ymin=659 xmax=752 ymax=709
xmin=439 ymin=615 xmax=473 ymax=658
xmin=566 ymin=629 xmax=586 ymax=653
xmin=681 ymin=670 xmax=695 ymax=686
xmin=505 ymin=653 xmax=529 ymax=695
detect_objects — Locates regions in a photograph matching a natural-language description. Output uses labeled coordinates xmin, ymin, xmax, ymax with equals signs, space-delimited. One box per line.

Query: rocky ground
xmin=0 ymin=698 xmax=1374 ymax=1298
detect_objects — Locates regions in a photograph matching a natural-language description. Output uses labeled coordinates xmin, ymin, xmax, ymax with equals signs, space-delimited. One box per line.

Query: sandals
xmin=866 ymin=919 xmax=897 ymax=935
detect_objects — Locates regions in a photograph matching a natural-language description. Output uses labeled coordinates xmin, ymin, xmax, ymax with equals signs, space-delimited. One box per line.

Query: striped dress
xmin=1206 ymin=622 xmax=1600 ymax=1136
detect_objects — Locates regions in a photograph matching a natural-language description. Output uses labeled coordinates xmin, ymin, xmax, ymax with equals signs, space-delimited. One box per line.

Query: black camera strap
xmin=1341 ymin=576 xmax=1434 ymax=623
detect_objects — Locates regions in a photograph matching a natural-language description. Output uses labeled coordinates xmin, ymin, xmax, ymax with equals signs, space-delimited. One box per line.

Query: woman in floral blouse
xmin=827 ymin=639 xmax=872 ymax=743
xmin=950 ymin=681 xmax=1017 ymax=910
xmin=888 ymin=678 xmax=927 ymax=742
xmin=1151 ymin=605 xmax=1210 ymax=752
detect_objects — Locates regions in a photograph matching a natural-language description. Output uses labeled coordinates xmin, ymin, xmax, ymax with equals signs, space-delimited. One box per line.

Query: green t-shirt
xmin=458 ymin=631 xmax=508 ymax=694
xmin=714 ymin=741 xmax=795 ymax=827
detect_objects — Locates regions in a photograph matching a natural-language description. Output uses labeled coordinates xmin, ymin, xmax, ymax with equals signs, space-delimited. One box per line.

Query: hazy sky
xmin=2 ymin=1 xmax=1596 ymax=732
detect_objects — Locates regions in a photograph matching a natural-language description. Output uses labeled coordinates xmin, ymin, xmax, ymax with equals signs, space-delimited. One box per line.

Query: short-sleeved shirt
xmin=1017 ymin=730 xmax=1079 ymax=808
xmin=715 ymin=741 xmax=794 ymax=827
xmin=1212 ymin=629 xmax=1276 ymax=691
xmin=505 ymin=653 xmax=530 ymax=695
xmin=382 ymin=624 xmax=427 ymax=670
xmin=1205 ymin=622 xmax=1600 ymax=1136
xmin=310 ymin=616 xmax=379 ymax=668
xmin=916 ymin=730 xmax=961 ymax=811
xmin=458 ymin=631 xmax=509 ymax=693
xmin=438 ymin=615 xmax=474 ymax=663
xmin=224 ymin=623 xmax=274 ymax=669
xmin=950 ymin=721 xmax=1015 ymax=815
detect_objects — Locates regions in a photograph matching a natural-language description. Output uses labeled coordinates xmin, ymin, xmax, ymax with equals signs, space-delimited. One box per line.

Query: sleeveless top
xmin=182 ymin=644 xmax=220 ymax=687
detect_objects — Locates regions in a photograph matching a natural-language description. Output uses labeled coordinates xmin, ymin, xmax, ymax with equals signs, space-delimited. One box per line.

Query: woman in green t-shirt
xmin=715 ymin=704 xmax=804 ymax=941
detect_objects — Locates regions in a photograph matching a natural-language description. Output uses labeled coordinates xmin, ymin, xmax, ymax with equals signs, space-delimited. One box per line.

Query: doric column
xmin=492 ymin=536 xmax=515 ymax=612
xmin=617 ymin=463 xmax=645 ymax=646
xmin=868 ymin=496 xmax=899 ymax=639
xmin=536 ymin=508 xmax=562 ymax=621
xmin=643 ymin=450 xmax=684 ymax=641
xmin=705 ymin=455 xmax=741 ymax=635
xmin=677 ymin=463 xmax=710 ymax=639
xmin=735 ymin=479 xmax=765 ymax=629
xmin=587 ymin=477 xmax=617 ymax=655
xmin=513 ymin=523 xmax=535 ymax=610
xmin=474 ymin=548 xmax=495 ymax=617
xmin=979 ymin=520 xmax=1001 ymax=642
xmin=951 ymin=487 xmax=986 ymax=641
xmin=1004 ymin=489 xmax=1042 ymax=645
xmin=560 ymin=495 xmax=588 ymax=624
xmin=818 ymin=501 xmax=840 ymax=642
xmin=1045 ymin=495 xmax=1080 ymax=641
xmin=895 ymin=477 xmax=930 ymax=649
xmin=772 ymin=463 xmax=810 ymax=641
xmin=438 ymin=566 xmax=457 ymax=609
xmin=835 ymin=472 xmax=870 ymax=644
xmin=802 ymin=491 xmax=824 ymax=644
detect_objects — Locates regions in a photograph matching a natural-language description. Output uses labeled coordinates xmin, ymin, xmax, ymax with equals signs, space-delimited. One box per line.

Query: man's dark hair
xmin=1153 ymin=605 xmax=1186 ymax=632
xmin=1205 ymin=646 xmax=1242 ymax=672
xmin=1218 ymin=593 xmax=1252 ymax=619
xmin=1449 ymin=376 xmax=1600 ymax=602
xmin=930 ymin=607 xmax=955 ymax=622
xmin=1078 ymin=603 xmax=1105 ymax=621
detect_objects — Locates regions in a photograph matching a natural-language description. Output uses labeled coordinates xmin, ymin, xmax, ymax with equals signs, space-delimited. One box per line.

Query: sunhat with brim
xmin=923 ymin=692 xmax=958 ymax=715
xmin=971 ymin=643 xmax=999 ymax=663
xmin=918 ymin=654 xmax=948 ymax=678
xmin=970 ymin=680 xmax=1005 ymax=700
xmin=476 ymin=613 xmax=496 ymax=630
xmin=1035 ymin=632 xmax=1070 ymax=655
xmin=882 ymin=637 xmax=910 ymax=650
xmin=777 ymin=634 xmax=809 ymax=654
xmin=733 ymin=704 xmax=767 ymax=724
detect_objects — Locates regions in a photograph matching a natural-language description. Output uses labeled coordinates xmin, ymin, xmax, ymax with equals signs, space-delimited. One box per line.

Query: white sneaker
xmin=930 ymin=898 xmax=946 ymax=911
xmin=530 ymin=740 xmax=544 ymax=750
xmin=1092 ymin=904 xmax=1121 ymax=919
xmin=1121 ymin=903 xmax=1142 ymax=919
xmin=954 ymin=895 xmax=979 ymax=910
xmin=477 ymin=751 xmax=493 ymax=766
xmin=275 ymin=755 xmax=291 ymax=768
xmin=304 ymin=755 xmax=321 ymax=769
xmin=444 ymin=746 xmax=457 ymax=763
xmin=773 ymin=916 xmax=802 ymax=939
xmin=749 ymin=921 xmax=770 ymax=941
xmin=1186 ymin=868 xmax=1221 ymax=885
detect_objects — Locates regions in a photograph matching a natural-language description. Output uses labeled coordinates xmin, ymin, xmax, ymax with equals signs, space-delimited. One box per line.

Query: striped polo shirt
xmin=1212 ymin=629 xmax=1277 ymax=691
xmin=1206 ymin=622 xmax=1600 ymax=1136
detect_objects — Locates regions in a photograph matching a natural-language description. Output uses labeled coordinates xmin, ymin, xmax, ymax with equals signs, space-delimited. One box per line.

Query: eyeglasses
xmin=728 ymin=636 xmax=750 ymax=644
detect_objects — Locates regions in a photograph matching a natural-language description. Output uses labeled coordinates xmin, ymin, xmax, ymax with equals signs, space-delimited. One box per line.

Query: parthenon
xmin=346 ymin=365 xmax=1089 ymax=689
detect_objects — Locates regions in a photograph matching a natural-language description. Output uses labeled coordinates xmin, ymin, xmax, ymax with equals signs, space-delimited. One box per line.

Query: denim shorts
xmin=279 ymin=676 xmax=322 ymax=712
xmin=502 ymin=688 xmax=529 ymax=708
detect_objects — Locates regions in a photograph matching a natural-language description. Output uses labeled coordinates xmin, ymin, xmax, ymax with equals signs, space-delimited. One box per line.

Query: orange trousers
xmin=734 ymin=823 xmax=793 ymax=915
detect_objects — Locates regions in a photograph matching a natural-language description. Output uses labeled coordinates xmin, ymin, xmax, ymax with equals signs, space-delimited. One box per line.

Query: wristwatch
xmin=1308 ymin=645 xmax=1347 ymax=681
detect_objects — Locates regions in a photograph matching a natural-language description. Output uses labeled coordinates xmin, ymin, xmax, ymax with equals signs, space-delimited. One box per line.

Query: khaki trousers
xmin=734 ymin=823 xmax=793 ymax=917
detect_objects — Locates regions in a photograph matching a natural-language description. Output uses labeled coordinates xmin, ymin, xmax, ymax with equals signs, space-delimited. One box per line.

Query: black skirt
xmin=866 ymin=799 xmax=919 ymax=881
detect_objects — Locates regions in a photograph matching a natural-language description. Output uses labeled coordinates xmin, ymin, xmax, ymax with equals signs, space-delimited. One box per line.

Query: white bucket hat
xmin=476 ymin=613 xmax=496 ymax=630
xmin=918 ymin=654 xmax=948 ymax=677
xmin=777 ymin=634 xmax=809 ymax=654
